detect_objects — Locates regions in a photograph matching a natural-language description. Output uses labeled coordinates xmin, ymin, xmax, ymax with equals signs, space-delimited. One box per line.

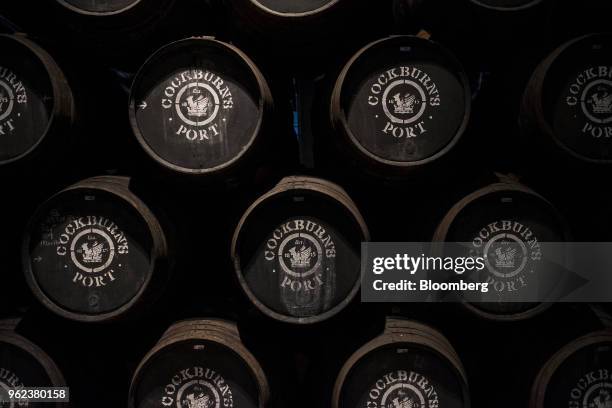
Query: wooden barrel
xmin=56 ymin=0 xmax=161 ymax=15
xmin=226 ymin=0 xmax=350 ymax=44
xmin=228 ymin=0 xmax=343 ymax=20
xmin=521 ymin=33 xmax=612 ymax=163
xmin=22 ymin=176 xmax=172 ymax=322
xmin=128 ymin=319 xmax=269 ymax=408
xmin=530 ymin=330 xmax=612 ymax=408
xmin=0 ymin=34 xmax=74 ymax=167
xmin=52 ymin=0 xmax=176 ymax=36
xmin=231 ymin=176 xmax=369 ymax=324
xmin=433 ymin=176 xmax=571 ymax=321
xmin=0 ymin=330 xmax=67 ymax=407
xmin=129 ymin=37 xmax=273 ymax=178
xmin=332 ymin=317 xmax=470 ymax=408
xmin=330 ymin=35 xmax=471 ymax=178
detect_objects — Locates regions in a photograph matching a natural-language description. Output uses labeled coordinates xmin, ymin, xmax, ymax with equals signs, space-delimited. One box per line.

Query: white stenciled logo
xmin=54 ymin=215 xmax=129 ymax=288
xmin=176 ymin=83 xmax=219 ymax=126
xmin=383 ymin=80 xmax=426 ymax=125
xmin=368 ymin=67 xmax=441 ymax=139
xmin=0 ymin=66 xmax=27 ymax=137
xmin=264 ymin=219 xmax=336 ymax=293
xmin=0 ymin=80 xmax=15 ymax=122
xmin=566 ymin=66 xmax=612 ymax=138
xmin=177 ymin=380 xmax=219 ymax=408
xmin=154 ymin=69 xmax=234 ymax=142
xmin=583 ymin=80 xmax=612 ymax=124
xmin=483 ymin=233 xmax=528 ymax=279
xmin=568 ymin=369 xmax=612 ymax=408
xmin=161 ymin=366 xmax=233 ymax=408
xmin=279 ymin=233 xmax=322 ymax=278
xmin=70 ymin=228 xmax=115 ymax=274
xmin=366 ymin=370 xmax=438 ymax=408
xmin=471 ymin=220 xmax=542 ymax=293
xmin=585 ymin=384 xmax=612 ymax=408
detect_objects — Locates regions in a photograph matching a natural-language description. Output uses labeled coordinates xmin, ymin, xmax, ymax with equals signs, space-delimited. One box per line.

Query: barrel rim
xmin=55 ymin=0 xmax=145 ymax=16
xmin=469 ymin=0 xmax=545 ymax=12
xmin=0 ymin=331 xmax=67 ymax=390
xmin=246 ymin=0 xmax=342 ymax=18
xmin=128 ymin=36 xmax=271 ymax=175
xmin=128 ymin=322 xmax=269 ymax=408
xmin=529 ymin=329 xmax=612 ymax=408
xmin=331 ymin=319 xmax=470 ymax=408
xmin=0 ymin=34 xmax=68 ymax=167
xmin=433 ymin=179 xmax=571 ymax=321
xmin=523 ymin=32 xmax=612 ymax=164
xmin=21 ymin=177 xmax=165 ymax=323
xmin=230 ymin=175 xmax=369 ymax=324
xmin=330 ymin=34 xmax=471 ymax=170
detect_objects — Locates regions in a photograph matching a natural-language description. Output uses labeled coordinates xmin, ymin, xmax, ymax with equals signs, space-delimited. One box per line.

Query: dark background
xmin=0 ymin=0 xmax=612 ymax=407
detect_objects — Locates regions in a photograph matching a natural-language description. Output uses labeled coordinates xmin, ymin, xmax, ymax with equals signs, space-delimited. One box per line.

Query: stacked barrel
xmin=0 ymin=1 xmax=611 ymax=408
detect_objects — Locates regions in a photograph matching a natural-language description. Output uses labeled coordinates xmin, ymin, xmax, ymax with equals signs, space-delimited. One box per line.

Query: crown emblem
xmin=388 ymin=392 xmax=416 ymax=408
xmin=391 ymin=92 xmax=418 ymax=114
xmin=590 ymin=88 xmax=612 ymax=114
xmin=494 ymin=247 xmax=516 ymax=269
xmin=80 ymin=241 xmax=104 ymax=263
xmin=288 ymin=245 xmax=315 ymax=268
xmin=184 ymin=89 xmax=213 ymax=117
xmin=593 ymin=389 xmax=612 ymax=408
xmin=183 ymin=391 xmax=214 ymax=408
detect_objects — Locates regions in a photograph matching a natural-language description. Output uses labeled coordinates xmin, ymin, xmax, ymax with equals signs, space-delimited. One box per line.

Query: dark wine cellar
xmin=1 ymin=1 xmax=612 ymax=407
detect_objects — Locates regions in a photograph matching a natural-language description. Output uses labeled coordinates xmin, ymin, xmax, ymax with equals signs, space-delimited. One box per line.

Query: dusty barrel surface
xmin=22 ymin=176 xmax=171 ymax=322
xmin=330 ymin=35 xmax=470 ymax=177
xmin=129 ymin=37 xmax=273 ymax=177
xmin=128 ymin=319 xmax=269 ymax=408
xmin=0 ymin=330 xmax=67 ymax=407
xmin=0 ymin=34 xmax=74 ymax=167
xmin=530 ymin=330 xmax=612 ymax=408
xmin=231 ymin=176 xmax=369 ymax=324
xmin=332 ymin=318 xmax=470 ymax=408
xmin=433 ymin=177 xmax=570 ymax=320
xmin=521 ymin=33 xmax=612 ymax=163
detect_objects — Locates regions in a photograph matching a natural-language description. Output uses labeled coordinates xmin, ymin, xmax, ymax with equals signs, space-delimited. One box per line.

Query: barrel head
xmin=542 ymin=34 xmax=612 ymax=162
xmin=233 ymin=181 xmax=366 ymax=323
xmin=24 ymin=186 xmax=155 ymax=321
xmin=438 ymin=185 xmax=568 ymax=319
xmin=131 ymin=339 xmax=260 ymax=408
xmin=338 ymin=343 xmax=468 ymax=408
xmin=0 ymin=36 xmax=55 ymax=165
xmin=333 ymin=36 xmax=470 ymax=169
xmin=129 ymin=38 xmax=266 ymax=175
